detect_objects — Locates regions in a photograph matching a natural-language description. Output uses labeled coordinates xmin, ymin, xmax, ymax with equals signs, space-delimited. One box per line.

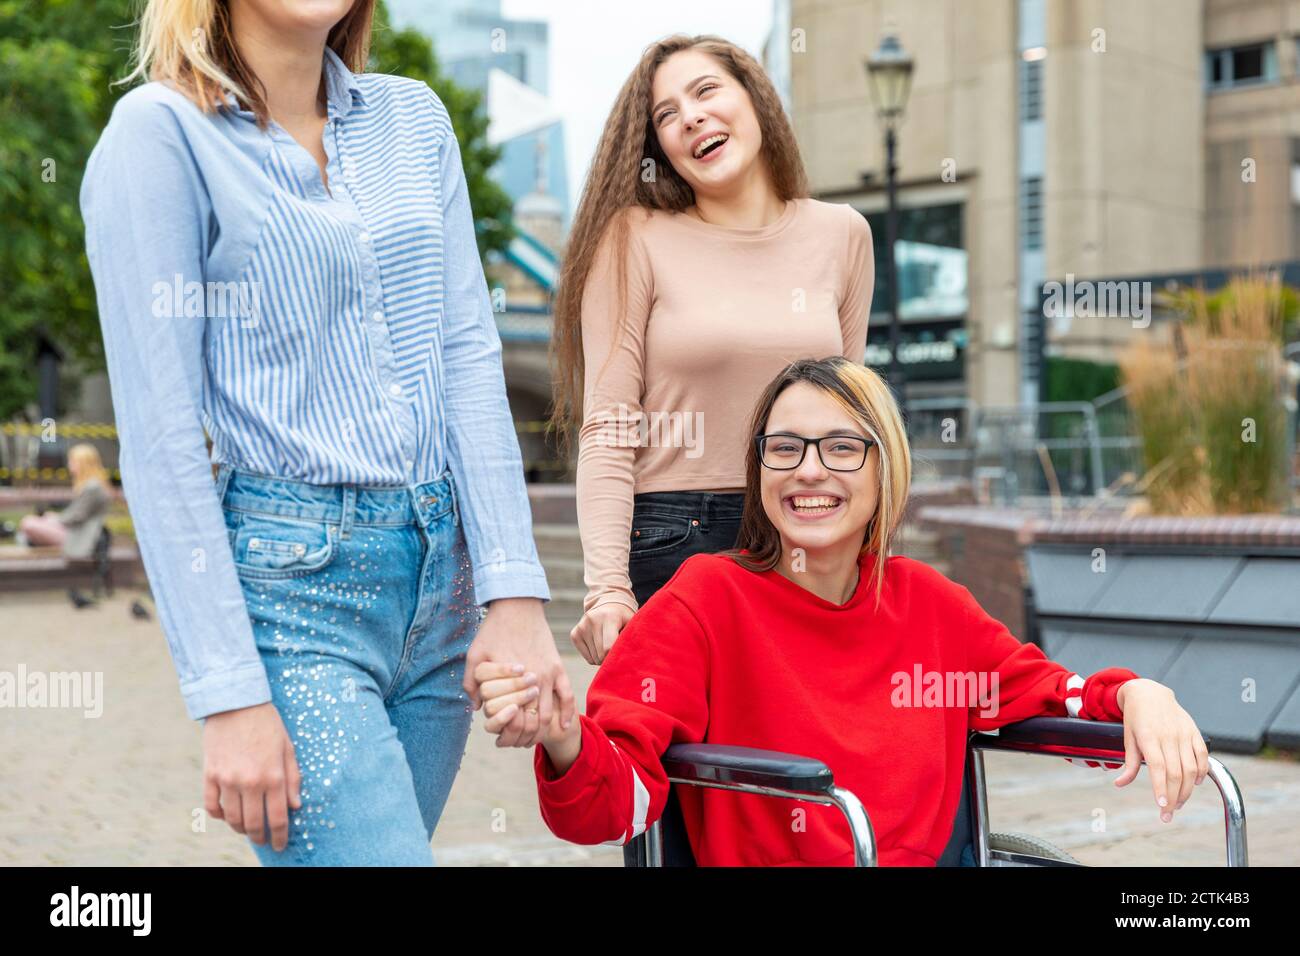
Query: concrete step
xmin=541 ymin=555 xmax=586 ymax=592
xmin=552 ymin=625 xmax=581 ymax=654
xmin=544 ymin=587 xmax=586 ymax=629
xmin=532 ymin=523 xmax=583 ymax=561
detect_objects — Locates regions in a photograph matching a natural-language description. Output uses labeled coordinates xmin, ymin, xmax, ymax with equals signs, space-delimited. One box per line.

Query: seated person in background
xmin=19 ymin=443 xmax=113 ymax=560
xmin=473 ymin=357 xmax=1209 ymax=866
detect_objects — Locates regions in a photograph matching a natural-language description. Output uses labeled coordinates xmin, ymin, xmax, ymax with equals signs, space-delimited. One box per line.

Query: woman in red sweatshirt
xmin=474 ymin=357 xmax=1209 ymax=866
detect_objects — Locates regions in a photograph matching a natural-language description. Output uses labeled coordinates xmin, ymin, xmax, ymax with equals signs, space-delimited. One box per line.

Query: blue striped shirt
xmin=80 ymin=48 xmax=550 ymax=720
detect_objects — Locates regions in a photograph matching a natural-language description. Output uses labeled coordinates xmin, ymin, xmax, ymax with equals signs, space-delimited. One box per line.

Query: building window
xmin=863 ymin=203 xmax=967 ymax=321
xmin=1205 ymin=41 xmax=1278 ymax=90
xmin=1020 ymin=176 xmax=1043 ymax=252
xmin=1019 ymin=57 xmax=1043 ymax=122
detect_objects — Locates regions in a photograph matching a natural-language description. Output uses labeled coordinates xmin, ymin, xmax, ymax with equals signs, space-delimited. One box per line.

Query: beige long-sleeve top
xmin=577 ymin=197 xmax=874 ymax=613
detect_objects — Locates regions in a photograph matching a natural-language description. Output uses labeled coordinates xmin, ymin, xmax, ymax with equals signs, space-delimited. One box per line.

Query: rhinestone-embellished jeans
xmin=213 ymin=465 xmax=479 ymax=865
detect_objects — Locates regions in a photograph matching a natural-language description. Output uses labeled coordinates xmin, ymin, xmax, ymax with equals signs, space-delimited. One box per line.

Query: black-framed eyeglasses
xmin=754 ymin=433 xmax=875 ymax=472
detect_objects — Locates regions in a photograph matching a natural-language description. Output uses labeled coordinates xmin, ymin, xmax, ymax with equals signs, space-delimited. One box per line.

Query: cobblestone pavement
xmin=1 ymin=588 xmax=1295 ymax=866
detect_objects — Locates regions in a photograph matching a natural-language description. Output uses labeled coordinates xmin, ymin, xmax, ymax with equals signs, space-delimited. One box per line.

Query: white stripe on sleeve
xmin=600 ymin=741 xmax=653 ymax=846
xmin=1064 ymin=673 xmax=1085 ymax=718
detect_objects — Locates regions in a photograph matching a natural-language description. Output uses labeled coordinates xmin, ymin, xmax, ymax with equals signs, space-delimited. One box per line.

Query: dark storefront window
xmin=862 ymin=202 xmax=967 ymax=323
xmin=859 ymin=203 xmax=967 ymax=384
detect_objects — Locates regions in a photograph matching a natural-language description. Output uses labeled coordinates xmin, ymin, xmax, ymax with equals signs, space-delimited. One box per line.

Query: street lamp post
xmin=865 ymin=33 xmax=914 ymax=428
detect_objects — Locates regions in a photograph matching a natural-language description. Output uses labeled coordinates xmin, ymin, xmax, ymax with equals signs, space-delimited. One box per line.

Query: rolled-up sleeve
xmin=80 ymin=94 xmax=271 ymax=720
xmin=428 ymin=89 xmax=550 ymax=606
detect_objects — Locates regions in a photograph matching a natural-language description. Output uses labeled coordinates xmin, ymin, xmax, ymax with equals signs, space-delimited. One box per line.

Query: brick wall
xmin=917 ymin=507 xmax=1034 ymax=641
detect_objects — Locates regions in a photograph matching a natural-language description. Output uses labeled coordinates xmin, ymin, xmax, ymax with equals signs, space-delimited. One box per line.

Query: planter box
xmin=919 ymin=505 xmax=1300 ymax=753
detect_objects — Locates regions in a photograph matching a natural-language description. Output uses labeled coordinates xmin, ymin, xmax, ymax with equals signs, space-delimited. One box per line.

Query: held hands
xmin=475 ymin=660 xmax=583 ymax=771
xmin=463 ymin=597 xmax=575 ymax=748
xmin=1114 ymin=678 xmax=1210 ymax=823
xmin=570 ymin=602 xmax=635 ymax=665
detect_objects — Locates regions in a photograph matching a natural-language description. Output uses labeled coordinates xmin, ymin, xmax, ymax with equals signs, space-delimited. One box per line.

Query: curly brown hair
xmin=548 ymin=34 xmax=810 ymax=451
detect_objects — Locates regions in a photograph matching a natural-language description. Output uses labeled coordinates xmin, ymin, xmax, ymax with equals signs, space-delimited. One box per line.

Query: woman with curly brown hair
xmin=551 ymin=34 xmax=876 ymax=671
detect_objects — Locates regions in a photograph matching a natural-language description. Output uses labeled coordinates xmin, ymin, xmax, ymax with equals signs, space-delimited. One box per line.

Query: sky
xmin=500 ymin=0 xmax=776 ymax=204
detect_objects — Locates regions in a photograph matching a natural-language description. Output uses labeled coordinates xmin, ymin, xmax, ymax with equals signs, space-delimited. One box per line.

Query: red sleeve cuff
xmin=1081 ymin=667 xmax=1139 ymax=722
xmin=533 ymin=714 xmax=607 ymax=803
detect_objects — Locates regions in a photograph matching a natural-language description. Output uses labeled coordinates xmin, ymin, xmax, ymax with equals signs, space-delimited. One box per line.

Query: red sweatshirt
xmin=534 ymin=551 xmax=1137 ymax=866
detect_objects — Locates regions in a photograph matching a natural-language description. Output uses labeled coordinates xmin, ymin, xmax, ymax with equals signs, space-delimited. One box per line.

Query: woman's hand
xmin=475 ymin=661 xmax=582 ymax=769
xmin=464 ymin=597 xmax=575 ymax=747
xmin=1114 ymin=678 xmax=1209 ymax=823
xmin=570 ymin=602 xmax=635 ymax=665
xmin=202 ymin=702 xmax=302 ymax=852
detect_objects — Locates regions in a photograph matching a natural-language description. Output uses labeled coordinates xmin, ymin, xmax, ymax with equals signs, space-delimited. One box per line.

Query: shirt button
xmin=372 ymin=310 xmax=384 ymax=322
xmin=405 ymin=459 xmax=414 ymax=471
xmin=389 ymin=383 xmax=402 ymax=397
xmin=358 ymin=232 xmax=370 ymax=244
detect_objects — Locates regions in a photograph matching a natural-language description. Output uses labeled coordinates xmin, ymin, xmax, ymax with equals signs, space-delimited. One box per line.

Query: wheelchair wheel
xmin=987 ymin=832 xmax=1080 ymax=866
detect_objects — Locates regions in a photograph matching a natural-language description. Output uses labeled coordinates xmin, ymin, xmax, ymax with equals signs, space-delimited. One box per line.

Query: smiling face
xmin=232 ymin=0 xmax=357 ymax=38
xmin=758 ymin=382 xmax=881 ymax=563
xmin=649 ymin=48 xmax=767 ymax=199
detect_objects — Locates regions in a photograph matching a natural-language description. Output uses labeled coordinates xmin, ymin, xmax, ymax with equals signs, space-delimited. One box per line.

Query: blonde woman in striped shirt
xmin=81 ymin=0 xmax=571 ymax=865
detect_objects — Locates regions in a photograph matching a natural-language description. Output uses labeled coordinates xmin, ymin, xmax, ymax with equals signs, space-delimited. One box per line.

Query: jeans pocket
xmin=628 ymin=512 xmax=695 ymax=560
xmin=229 ymin=511 xmax=338 ymax=580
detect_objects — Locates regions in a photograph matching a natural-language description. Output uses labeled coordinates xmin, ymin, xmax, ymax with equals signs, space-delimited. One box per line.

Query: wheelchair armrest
xmin=974 ymin=717 xmax=1125 ymax=757
xmin=973 ymin=716 xmax=1214 ymax=759
xmin=662 ymin=743 xmax=835 ymax=794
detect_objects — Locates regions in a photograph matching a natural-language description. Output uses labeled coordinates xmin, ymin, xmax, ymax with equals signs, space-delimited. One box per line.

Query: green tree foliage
xmin=0 ymin=0 xmax=131 ymax=418
xmin=1043 ymin=357 xmax=1120 ymax=405
xmin=0 ymin=0 xmax=509 ymax=420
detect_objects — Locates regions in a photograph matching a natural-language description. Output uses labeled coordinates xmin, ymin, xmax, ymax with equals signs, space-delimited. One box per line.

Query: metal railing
xmin=907 ymin=397 xmax=1135 ymax=504
xmin=908 ymin=342 xmax=1298 ymax=509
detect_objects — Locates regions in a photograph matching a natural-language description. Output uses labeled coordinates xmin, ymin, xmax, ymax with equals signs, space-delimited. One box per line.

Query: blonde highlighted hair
xmin=68 ymin=444 xmax=111 ymax=490
xmin=723 ymin=357 xmax=912 ymax=605
xmin=121 ymin=0 xmax=376 ymax=128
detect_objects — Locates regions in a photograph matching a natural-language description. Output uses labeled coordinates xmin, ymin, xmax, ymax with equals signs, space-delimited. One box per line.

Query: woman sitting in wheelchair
xmin=475 ymin=356 xmax=1209 ymax=866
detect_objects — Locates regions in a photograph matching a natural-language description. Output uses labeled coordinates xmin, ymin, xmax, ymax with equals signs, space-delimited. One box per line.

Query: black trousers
xmin=622 ymin=490 xmax=745 ymax=866
xmin=626 ymin=490 xmax=746 ymax=606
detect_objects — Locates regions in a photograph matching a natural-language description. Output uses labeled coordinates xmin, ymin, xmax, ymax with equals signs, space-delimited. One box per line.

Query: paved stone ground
xmin=1 ymin=587 xmax=1295 ymax=867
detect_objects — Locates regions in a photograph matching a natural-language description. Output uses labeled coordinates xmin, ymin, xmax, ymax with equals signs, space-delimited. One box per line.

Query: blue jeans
xmin=214 ymin=465 xmax=480 ymax=865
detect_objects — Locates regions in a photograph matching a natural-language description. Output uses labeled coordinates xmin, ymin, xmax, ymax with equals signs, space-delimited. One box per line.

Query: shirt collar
xmin=322 ymin=45 xmax=366 ymax=118
xmin=218 ymin=46 xmax=365 ymax=120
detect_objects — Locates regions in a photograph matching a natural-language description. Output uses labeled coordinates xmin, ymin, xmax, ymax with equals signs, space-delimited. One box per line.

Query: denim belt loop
xmin=445 ymin=471 xmax=461 ymax=528
xmin=212 ymin=463 xmax=234 ymax=505
xmin=408 ymin=485 xmax=426 ymax=527
xmin=699 ymin=493 xmax=713 ymax=533
xmin=339 ymin=485 xmax=357 ymax=540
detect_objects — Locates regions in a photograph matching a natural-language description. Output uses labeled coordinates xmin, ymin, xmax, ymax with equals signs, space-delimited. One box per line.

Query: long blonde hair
xmin=121 ymin=0 xmax=377 ymax=128
xmin=68 ymin=444 xmax=111 ymax=490
xmin=548 ymin=34 xmax=809 ymax=451
xmin=722 ymin=357 xmax=912 ymax=606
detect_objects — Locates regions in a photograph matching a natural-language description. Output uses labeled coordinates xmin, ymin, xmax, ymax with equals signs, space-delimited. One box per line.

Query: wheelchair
xmin=624 ymin=717 xmax=1249 ymax=867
